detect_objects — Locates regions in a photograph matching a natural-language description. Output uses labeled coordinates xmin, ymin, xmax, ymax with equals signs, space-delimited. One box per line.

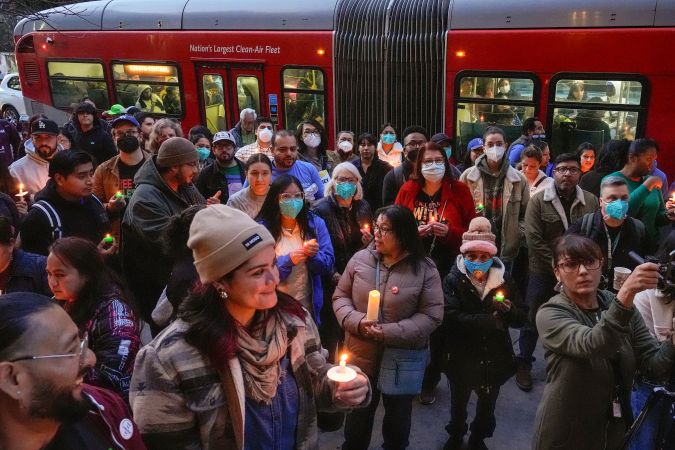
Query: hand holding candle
xmin=366 ymin=289 xmax=380 ymax=321
xmin=103 ymin=233 xmax=114 ymax=245
xmin=494 ymin=291 xmax=505 ymax=302
xmin=492 ymin=290 xmax=512 ymax=313
xmin=475 ymin=202 xmax=485 ymax=214
xmin=303 ymin=238 xmax=319 ymax=257
xmin=15 ymin=183 xmax=28 ymax=202
xmin=327 ymin=353 xmax=357 ymax=383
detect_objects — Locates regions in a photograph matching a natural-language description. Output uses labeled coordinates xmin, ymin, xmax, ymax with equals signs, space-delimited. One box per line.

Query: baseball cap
xmin=467 ymin=138 xmax=484 ymax=151
xmin=111 ymin=114 xmax=140 ymax=128
xmin=431 ymin=133 xmax=451 ymax=145
xmin=213 ymin=131 xmax=236 ymax=145
xmin=31 ymin=118 xmax=59 ymax=135
xmin=104 ymin=104 xmax=127 ymax=116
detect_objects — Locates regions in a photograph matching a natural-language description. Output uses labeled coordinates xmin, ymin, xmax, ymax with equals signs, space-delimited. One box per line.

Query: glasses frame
xmin=554 ymin=166 xmax=582 ymax=175
xmin=279 ymin=192 xmax=305 ymax=201
xmin=556 ymin=259 xmax=603 ymax=273
xmin=9 ymin=334 xmax=89 ymax=369
xmin=373 ymin=224 xmax=394 ymax=236
xmin=421 ymin=158 xmax=446 ymax=168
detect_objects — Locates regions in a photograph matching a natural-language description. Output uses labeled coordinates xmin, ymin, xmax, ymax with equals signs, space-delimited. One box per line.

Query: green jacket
xmin=525 ymin=183 xmax=599 ymax=276
xmin=533 ymin=291 xmax=675 ymax=450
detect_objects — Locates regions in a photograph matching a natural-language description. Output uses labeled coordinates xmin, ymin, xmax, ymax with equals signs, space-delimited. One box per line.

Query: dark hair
xmin=72 ymin=102 xmax=98 ymax=124
xmin=245 ymin=153 xmax=273 ymax=172
xmin=521 ymin=145 xmax=543 ymax=163
xmin=413 ymin=142 xmax=454 ymax=184
xmin=482 ymin=125 xmax=506 ymax=142
xmin=189 ymin=133 xmax=210 ymax=146
xmin=296 ymin=119 xmax=327 ymax=156
xmin=0 ymin=158 xmax=16 ymax=196
xmin=255 ymin=116 xmax=274 ymax=128
xmin=533 ymin=139 xmax=549 ymax=152
xmin=0 ymin=293 xmax=56 ymax=360
xmin=595 ymin=139 xmax=630 ymax=173
xmin=188 ymin=125 xmax=213 ymax=142
xmin=272 ymin=129 xmax=296 ymax=147
xmin=576 ymin=142 xmax=595 ymax=155
xmin=522 ymin=117 xmax=540 ymax=135
xmin=255 ymin=175 xmax=314 ymax=242
xmin=48 ymin=151 xmax=93 ymax=178
xmin=375 ymin=205 xmax=428 ymax=274
xmin=0 ymin=216 xmax=13 ymax=244
xmin=133 ymin=111 xmax=154 ymax=124
xmin=552 ymin=234 xmax=603 ymax=268
xmin=162 ymin=205 xmax=206 ymax=259
xmin=402 ymin=125 xmax=429 ymax=142
xmin=357 ymin=132 xmax=377 ymax=148
xmin=629 ymin=138 xmax=658 ymax=156
xmin=379 ymin=122 xmax=398 ymax=137
xmin=554 ymin=152 xmax=580 ymax=167
xmin=48 ymin=237 xmax=137 ymax=328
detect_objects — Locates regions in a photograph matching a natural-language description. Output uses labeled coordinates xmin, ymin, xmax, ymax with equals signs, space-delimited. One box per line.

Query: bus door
xmin=196 ymin=64 xmax=264 ymax=134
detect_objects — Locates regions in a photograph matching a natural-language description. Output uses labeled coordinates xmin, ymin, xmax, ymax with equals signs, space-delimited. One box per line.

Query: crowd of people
xmin=0 ymin=100 xmax=674 ymax=450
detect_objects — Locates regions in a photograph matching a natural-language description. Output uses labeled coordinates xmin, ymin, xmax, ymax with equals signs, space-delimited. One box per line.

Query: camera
xmin=629 ymin=250 xmax=675 ymax=297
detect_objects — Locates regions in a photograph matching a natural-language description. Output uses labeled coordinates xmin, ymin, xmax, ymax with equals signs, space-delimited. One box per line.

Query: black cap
xmin=431 ymin=133 xmax=451 ymax=145
xmin=31 ymin=119 xmax=59 ymax=135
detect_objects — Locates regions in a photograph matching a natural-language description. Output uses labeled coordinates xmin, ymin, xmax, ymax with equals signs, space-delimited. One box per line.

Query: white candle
xmin=15 ymin=183 xmax=28 ymax=201
xmin=327 ymin=353 xmax=357 ymax=383
xmin=339 ymin=354 xmax=348 ymax=373
xmin=366 ymin=290 xmax=380 ymax=321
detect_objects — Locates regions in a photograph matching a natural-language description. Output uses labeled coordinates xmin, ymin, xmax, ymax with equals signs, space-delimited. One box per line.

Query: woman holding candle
xmin=441 ymin=217 xmax=526 ymax=449
xmin=130 ymin=205 xmax=370 ymax=449
xmin=333 ymin=204 xmax=443 ymax=450
xmin=46 ymin=236 xmax=141 ymax=400
xmin=227 ymin=153 xmax=273 ymax=219
xmin=255 ymin=174 xmax=334 ymax=325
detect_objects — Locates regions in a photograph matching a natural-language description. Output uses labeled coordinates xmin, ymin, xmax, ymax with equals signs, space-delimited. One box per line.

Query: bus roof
xmin=13 ymin=0 xmax=675 ymax=38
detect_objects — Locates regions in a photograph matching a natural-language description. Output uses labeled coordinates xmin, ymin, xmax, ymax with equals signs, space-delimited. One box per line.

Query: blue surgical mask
xmin=381 ymin=133 xmax=396 ymax=145
xmin=279 ymin=198 xmax=304 ymax=219
xmin=464 ymin=257 xmax=493 ymax=277
xmin=605 ymin=199 xmax=629 ymax=220
xmin=196 ymin=147 xmax=210 ymax=161
xmin=443 ymin=146 xmax=452 ymax=158
xmin=335 ymin=181 xmax=357 ymax=200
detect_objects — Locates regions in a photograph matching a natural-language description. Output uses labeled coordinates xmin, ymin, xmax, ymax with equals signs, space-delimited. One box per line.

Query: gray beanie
xmin=156 ymin=137 xmax=199 ymax=168
xmin=188 ymin=205 xmax=275 ymax=283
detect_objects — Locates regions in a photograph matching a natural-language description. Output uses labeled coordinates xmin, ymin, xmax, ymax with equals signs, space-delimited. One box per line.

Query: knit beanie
xmin=459 ymin=217 xmax=498 ymax=256
xmin=188 ymin=205 xmax=275 ymax=283
xmin=156 ymin=137 xmax=199 ymax=168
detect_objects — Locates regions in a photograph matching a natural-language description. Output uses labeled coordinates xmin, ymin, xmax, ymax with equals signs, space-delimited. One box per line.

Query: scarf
xmin=237 ymin=310 xmax=289 ymax=404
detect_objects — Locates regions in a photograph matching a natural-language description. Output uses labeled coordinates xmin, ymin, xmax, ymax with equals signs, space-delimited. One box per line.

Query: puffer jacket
xmin=6 ymin=248 xmax=51 ymax=296
xmin=333 ymin=247 xmax=444 ymax=377
xmin=441 ymin=257 xmax=526 ymax=388
xmin=63 ymin=117 xmax=117 ymax=166
xmin=459 ymin=155 xmax=529 ymax=262
xmin=130 ymin=307 xmax=370 ymax=450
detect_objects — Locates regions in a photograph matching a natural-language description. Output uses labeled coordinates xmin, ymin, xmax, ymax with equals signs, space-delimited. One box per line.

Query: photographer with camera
xmin=532 ymin=234 xmax=675 ymax=450
xmin=629 ymin=240 xmax=675 ymax=449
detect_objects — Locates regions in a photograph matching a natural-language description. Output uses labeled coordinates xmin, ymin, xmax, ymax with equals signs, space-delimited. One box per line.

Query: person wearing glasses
xmin=381 ymin=126 xmax=429 ymax=206
xmin=47 ymin=237 xmax=141 ymax=400
xmin=516 ymin=153 xmax=599 ymax=392
xmin=0 ymin=292 xmax=147 ymax=449
xmin=255 ymin=174 xmax=334 ymax=325
xmin=333 ymin=205 xmax=443 ymax=450
xmin=395 ymin=142 xmax=475 ymax=405
xmin=533 ymin=234 xmax=674 ymax=450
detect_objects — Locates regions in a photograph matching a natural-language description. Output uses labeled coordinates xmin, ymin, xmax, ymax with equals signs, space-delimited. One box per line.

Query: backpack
xmin=31 ymin=195 xmax=106 ymax=242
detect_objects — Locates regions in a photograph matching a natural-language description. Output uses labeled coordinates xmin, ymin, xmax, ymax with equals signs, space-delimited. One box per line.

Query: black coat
xmin=353 ymin=158 xmax=392 ymax=211
xmin=63 ymin=119 xmax=117 ymax=166
xmin=441 ymin=260 xmax=527 ymax=389
xmin=193 ymin=159 xmax=246 ymax=204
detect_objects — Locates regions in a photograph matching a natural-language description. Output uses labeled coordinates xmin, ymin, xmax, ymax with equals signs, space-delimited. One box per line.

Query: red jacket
xmin=395 ymin=178 xmax=476 ymax=262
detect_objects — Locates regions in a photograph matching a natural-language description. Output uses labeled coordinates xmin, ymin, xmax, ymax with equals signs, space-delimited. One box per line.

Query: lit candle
xmin=15 ymin=183 xmax=28 ymax=201
xmin=362 ymin=223 xmax=370 ymax=233
xmin=327 ymin=353 xmax=357 ymax=383
xmin=670 ymin=192 xmax=675 ymax=203
xmin=476 ymin=202 xmax=485 ymax=213
xmin=103 ymin=233 xmax=114 ymax=244
xmin=339 ymin=353 xmax=348 ymax=373
xmin=494 ymin=291 xmax=505 ymax=302
xmin=115 ymin=191 xmax=123 ymax=199
xmin=366 ymin=290 xmax=380 ymax=321
xmin=429 ymin=212 xmax=436 ymax=223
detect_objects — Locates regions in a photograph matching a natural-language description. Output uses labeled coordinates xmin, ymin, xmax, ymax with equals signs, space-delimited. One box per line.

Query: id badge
xmin=612 ymin=398 xmax=622 ymax=418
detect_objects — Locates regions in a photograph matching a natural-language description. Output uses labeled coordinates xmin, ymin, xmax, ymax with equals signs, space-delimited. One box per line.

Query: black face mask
xmin=117 ymin=136 xmax=140 ymax=153
xmin=405 ymin=149 xmax=419 ymax=163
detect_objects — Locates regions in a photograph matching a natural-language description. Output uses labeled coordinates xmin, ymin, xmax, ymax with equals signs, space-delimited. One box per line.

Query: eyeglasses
xmin=373 ymin=225 xmax=393 ymax=236
xmin=421 ymin=158 xmax=445 ymax=168
xmin=554 ymin=167 xmax=581 ymax=175
xmin=118 ymin=130 xmax=139 ymax=137
xmin=280 ymin=192 xmax=305 ymax=201
xmin=557 ymin=259 xmax=602 ymax=273
xmin=9 ymin=334 xmax=89 ymax=369
xmin=404 ymin=141 xmax=425 ymax=148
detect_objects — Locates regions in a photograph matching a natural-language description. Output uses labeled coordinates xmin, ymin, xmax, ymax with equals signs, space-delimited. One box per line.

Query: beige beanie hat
xmin=156 ymin=137 xmax=199 ymax=168
xmin=188 ymin=205 xmax=275 ymax=283
xmin=459 ymin=217 xmax=498 ymax=256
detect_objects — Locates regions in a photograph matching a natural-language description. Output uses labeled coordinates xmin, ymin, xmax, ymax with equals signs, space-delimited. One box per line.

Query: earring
xmin=218 ymin=289 xmax=228 ymax=300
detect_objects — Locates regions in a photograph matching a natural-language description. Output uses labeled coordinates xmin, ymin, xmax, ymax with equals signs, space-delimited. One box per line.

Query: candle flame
xmin=19 ymin=183 xmax=23 ymax=191
xmin=497 ymin=291 xmax=503 ymax=296
xmin=340 ymin=354 xmax=348 ymax=363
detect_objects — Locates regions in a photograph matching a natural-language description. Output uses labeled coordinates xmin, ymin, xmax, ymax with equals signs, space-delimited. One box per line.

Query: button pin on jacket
xmin=391 ymin=286 xmax=399 ymax=294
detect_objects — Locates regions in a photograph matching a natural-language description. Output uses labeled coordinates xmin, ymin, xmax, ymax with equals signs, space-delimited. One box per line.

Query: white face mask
xmin=421 ymin=163 xmax=445 ymax=182
xmin=499 ymin=84 xmax=510 ymax=94
xmin=486 ymin=146 xmax=506 ymax=162
xmin=338 ymin=140 xmax=353 ymax=153
xmin=258 ymin=128 xmax=273 ymax=143
xmin=303 ymin=133 xmax=321 ymax=148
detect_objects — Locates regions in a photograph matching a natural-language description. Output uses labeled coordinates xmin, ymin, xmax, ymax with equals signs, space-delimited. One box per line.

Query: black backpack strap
xmin=32 ymin=200 xmax=63 ymax=241
xmin=581 ymin=212 xmax=594 ymax=237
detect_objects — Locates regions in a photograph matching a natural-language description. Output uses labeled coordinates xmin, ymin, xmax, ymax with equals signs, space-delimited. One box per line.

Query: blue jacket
xmin=272 ymin=161 xmax=325 ymax=203
xmin=272 ymin=212 xmax=334 ymax=324
xmin=7 ymin=249 xmax=51 ymax=296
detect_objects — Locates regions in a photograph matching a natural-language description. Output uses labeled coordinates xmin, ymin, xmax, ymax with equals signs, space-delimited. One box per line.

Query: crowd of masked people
xmin=0 ymin=99 xmax=674 ymax=450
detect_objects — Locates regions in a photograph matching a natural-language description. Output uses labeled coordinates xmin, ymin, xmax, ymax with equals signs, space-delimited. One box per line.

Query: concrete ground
xmin=319 ymin=331 xmax=545 ymax=450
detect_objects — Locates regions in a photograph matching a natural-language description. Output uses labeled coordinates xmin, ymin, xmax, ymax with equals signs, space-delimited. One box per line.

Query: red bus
xmin=12 ymin=0 xmax=675 ymax=175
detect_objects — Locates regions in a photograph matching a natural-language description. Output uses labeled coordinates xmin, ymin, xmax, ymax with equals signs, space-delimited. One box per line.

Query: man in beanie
xmin=194 ymin=130 xmax=245 ymax=204
xmin=9 ymin=118 xmax=60 ymax=198
xmin=440 ymin=216 xmax=526 ymax=450
xmin=122 ymin=137 xmax=205 ymax=330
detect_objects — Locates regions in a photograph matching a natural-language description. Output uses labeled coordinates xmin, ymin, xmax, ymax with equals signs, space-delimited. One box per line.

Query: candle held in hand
xmin=476 ymin=202 xmax=485 ymax=212
xmin=494 ymin=291 xmax=505 ymax=302
xmin=670 ymin=192 xmax=675 ymax=203
xmin=15 ymin=183 xmax=28 ymax=201
xmin=362 ymin=223 xmax=370 ymax=233
xmin=104 ymin=234 xmax=114 ymax=244
xmin=327 ymin=353 xmax=357 ymax=383
xmin=115 ymin=191 xmax=123 ymax=199
xmin=366 ymin=290 xmax=380 ymax=321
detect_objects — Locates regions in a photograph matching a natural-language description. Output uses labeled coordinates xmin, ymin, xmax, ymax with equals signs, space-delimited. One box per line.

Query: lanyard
xmin=604 ymin=222 xmax=623 ymax=272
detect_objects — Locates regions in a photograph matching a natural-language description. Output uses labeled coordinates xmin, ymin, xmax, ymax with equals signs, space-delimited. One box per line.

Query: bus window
xmin=236 ymin=76 xmax=260 ymax=114
xmin=282 ymin=67 xmax=325 ymax=131
xmin=202 ymin=74 xmax=226 ymax=133
xmin=47 ymin=61 xmax=108 ymax=109
xmin=549 ymin=77 xmax=645 ymax=154
xmin=112 ymin=63 xmax=182 ymax=116
xmin=455 ymin=73 xmax=537 ymax=159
